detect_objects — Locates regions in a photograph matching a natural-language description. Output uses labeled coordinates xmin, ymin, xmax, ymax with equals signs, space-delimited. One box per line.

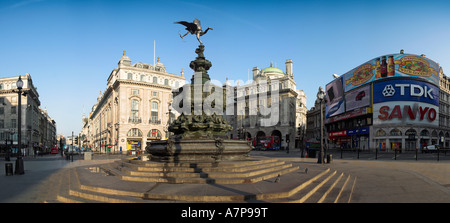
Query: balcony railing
xmin=128 ymin=117 xmax=142 ymax=124
xmin=149 ymin=119 xmax=161 ymax=124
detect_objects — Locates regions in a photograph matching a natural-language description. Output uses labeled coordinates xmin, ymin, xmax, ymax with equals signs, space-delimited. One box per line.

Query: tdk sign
xmin=382 ymin=83 xmax=434 ymax=99
xmin=374 ymin=79 xmax=439 ymax=106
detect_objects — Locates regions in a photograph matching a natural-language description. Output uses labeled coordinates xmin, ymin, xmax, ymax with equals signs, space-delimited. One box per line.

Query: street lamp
xmin=317 ymin=86 xmax=326 ymax=164
xmin=15 ymin=76 xmax=25 ymax=175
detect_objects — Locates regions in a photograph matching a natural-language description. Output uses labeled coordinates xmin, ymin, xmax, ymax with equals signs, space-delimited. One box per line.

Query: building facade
xmin=323 ymin=51 xmax=444 ymax=152
xmin=305 ymin=87 xmax=327 ymax=154
xmin=0 ymin=73 xmax=56 ymax=156
xmin=82 ymin=51 xmax=185 ymax=154
xmin=224 ymin=60 xmax=307 ymax=151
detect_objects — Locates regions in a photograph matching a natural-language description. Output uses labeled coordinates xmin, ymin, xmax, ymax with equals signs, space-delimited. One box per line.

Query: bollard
xmin=326 ymin=154 xmax=332 ymax=163
xmin=5 ymin=163 xmax=13 ymax=176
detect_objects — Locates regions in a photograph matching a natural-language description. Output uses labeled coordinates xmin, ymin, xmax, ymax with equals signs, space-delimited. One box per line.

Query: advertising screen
xmin=343 ymin=53 xmax=440 ymax=92
xmin=325 ymin=77 xmax=345 ymax=118
xmin=373 ymin=101 xmax=438 ymax=127
xmin=373 ymin=79 xmax=439 ymax=106
xmin=345 ymin=84 xmax=371 ymax=112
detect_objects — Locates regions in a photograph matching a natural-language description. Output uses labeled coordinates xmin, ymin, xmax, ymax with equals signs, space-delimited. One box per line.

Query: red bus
xmin=254 ymin=136 xmax=280 ymax=151
xmin=50 ymin=147 xmax=59 ymax=154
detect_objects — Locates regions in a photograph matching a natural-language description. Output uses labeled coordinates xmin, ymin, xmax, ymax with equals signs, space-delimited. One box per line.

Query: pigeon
xmin=274 ymin=174 xmax=280 ymax=183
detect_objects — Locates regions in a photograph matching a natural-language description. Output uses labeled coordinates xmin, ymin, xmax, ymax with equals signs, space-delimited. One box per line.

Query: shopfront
xmin=329 ymin=130 xmax=351 ymax=150
xmin=347 ymin=127 xmax=370 ymax=150
xmin=127 ymin=128 xmax=143 ymax=155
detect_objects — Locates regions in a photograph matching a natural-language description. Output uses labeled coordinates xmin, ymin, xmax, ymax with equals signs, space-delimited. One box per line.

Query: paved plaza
xmin=1 ymin=150 xmax=450 ymax=203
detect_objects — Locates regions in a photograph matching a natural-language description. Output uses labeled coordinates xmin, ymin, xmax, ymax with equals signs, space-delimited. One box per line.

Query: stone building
xmin=224 ymin=59 xmax=307 ymax=151
xmin=82 ymin=51 xmax=185 ymax=154
xmin=438 ymin=66 xmax=450 ymax=147
xmin=0 ymin=73 xmax=56 ymax=156
xmin=305 ymin=88 xmax=326 ymax=148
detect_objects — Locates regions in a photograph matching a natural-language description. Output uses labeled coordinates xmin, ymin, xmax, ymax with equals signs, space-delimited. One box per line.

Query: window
xmin=152 ymin=91 xmax=158 ymax=97
xmin=147 ymin=129 xmax=161 ymax=139
xmin=153 ymin=77 xmax=158 ymax=83
xmin=390 ymin=129 xmax=402 ymax=136
xmin=140 ymin=75 xmax=145 ymax=81
xmin=11 ymin=106 xmax=16 ymax=114
xmin=0 ymin=97 xmax=4 ymax=105
xmin=376 ymin=129 xmax=386 ymax=136
xmin=0 ymin=107 xmax=3 ymax=115
xmin=127 ymin=128 xmax=142 ymax=137
xmin=420 ymin=129 xmax=429 ymax=136
xmin=0 ymin=84 xmax=3 ymax=89
xmin=131 ymin=99 xmax=139 ymax=119
xmin=151 ymin=101 xmax=158 ymax=122
xmin=11 ymin=119 xmax=16 ymax=128
xmin=175 ymin=81 xmax=179 ymax=88
xmin=127 ymin=73 xmax=133 ymax=80
xmin=0 ymin=120 xmax=3 ymax=128
xmin=164 ymin=79 xmax=169 ymax=85
xmin=131 ymin=89 xmax=139 ymax=95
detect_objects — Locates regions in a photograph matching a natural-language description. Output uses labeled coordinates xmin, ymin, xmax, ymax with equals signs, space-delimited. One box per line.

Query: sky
xmin=1 ymin=0 xmax=450 ymax=137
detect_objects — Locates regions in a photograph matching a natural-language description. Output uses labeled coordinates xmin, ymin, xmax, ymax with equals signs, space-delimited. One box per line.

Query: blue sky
xmin=1 ymin=0 xmax=450 ymax=137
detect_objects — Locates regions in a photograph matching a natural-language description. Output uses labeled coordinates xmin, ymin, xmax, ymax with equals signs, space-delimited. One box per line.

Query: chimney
xmin=252 ymin=66 xmax=259 ymax=80
xmin=285 ymin=59 xmax=293 ymax=77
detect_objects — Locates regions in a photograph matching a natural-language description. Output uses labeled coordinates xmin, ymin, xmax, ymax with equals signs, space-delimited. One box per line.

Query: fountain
xmin=145 ymin=20 xmax=252 ymax=162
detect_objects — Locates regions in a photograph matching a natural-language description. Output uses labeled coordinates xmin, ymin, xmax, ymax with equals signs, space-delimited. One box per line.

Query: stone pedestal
xmin=145 ymin=44 xmax=252 ymax=163
xmin=147 ymin=139 xmax=252 ymax=162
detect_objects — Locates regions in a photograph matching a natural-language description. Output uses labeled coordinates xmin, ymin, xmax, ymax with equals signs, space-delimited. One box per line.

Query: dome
xmin=261 ymin=62 xmax=284 ymax=75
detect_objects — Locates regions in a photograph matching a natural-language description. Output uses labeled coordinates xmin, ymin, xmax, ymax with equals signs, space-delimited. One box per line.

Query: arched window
xmin=151 ymin=101 xmax=158 ymax=123
xmin=127 ymin=128 xmax=142 ymax=137
xmin=390 ymin=129 xmax=402 ymax=136
xmin=127 ymin=73 xmax=133 ymax=80
xmin=420 ymin=129 xmax=429 ymax=136
xmin=140 ymin=75 xmax=145 ymax=81
xmin=376 ymin=129 xmax=386 ymax=136
xmin=164 ymin=79 xmax=169 ymax=85
xmin=147 ymin=129 xmax=161 ymax=139
xmin=153 ymin=77 xmax=158 ymax=83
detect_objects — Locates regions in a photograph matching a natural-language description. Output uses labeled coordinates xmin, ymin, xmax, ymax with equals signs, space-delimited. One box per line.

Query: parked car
xmin=423 ymin=145 xmax=439 ymax=153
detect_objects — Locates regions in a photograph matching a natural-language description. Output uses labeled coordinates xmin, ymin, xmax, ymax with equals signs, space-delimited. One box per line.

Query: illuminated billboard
xmin=345 ymin=84 xmax=371 ymax=112
xmin=373 ymin=79 xmax=439 ymax=106
xmin=343 ymin=53 xmax=439 ymax=92
xmin=325 ymin=77 xmax=345 ymax=118
xmin=373 ymin=101 xmax=438 ymax=127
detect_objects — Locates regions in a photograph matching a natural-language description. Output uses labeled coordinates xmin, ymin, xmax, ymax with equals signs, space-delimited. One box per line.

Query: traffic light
xmin=74 ymin=136 xmax=78 ymax=144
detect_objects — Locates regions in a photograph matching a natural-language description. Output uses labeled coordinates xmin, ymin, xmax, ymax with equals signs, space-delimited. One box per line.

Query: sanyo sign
xmin=373 ymin=79 xmax=439 ymax=106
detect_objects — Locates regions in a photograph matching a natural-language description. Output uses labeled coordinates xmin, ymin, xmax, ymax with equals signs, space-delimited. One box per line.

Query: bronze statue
xmin=175 ymin=19 xmax=213 ymax=45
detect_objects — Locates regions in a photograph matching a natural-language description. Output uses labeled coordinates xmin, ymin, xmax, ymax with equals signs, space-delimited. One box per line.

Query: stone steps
xmin=103 ymin=158 xmax=299 ymax=184
xmin=264 ymin=169 xmax=357 ymax=203
xmin=47 ymin=159 xmax=356 ymax=203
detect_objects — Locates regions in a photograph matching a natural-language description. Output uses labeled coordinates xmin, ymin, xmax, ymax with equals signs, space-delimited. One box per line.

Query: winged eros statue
xmin=174 ymin=19 xmax=213 ymax=45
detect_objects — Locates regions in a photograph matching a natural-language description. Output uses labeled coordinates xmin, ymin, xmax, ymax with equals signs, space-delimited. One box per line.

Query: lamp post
xmin=317 ymin=86 xmax=325 ymax=164
xmin=15 ymin=76 xmax=25 ymax=175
